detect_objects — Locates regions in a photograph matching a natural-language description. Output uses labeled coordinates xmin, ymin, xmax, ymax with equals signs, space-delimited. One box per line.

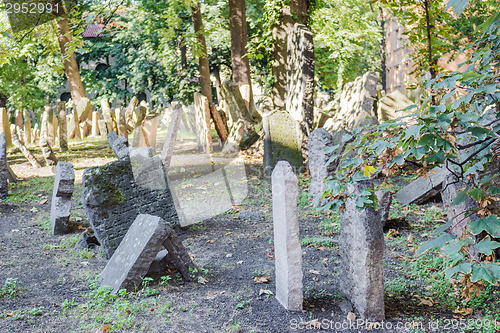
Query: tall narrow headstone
xmin=97 ymin=119 xmax=107 ymax=136
xmin=138 ymin=114 xmax=160 ymax=148
xmin=263 ymin=110 xmax=303 ymax=175
xmin=340 ymin=180 xmax=385 ymax=321
xmin=23 ymin=110 xmax=31 ymax=146
xmin=193 ymin=92 xmax=213 ymax=154
xmin=50 ymin=162 xmax=75 ymax=235
xmin=308 ymin=128 xmax=334 ymax=204
xmin=101 ymin=98 xmax=114 ymax=132
xmin=40 ymin=107 xmax=58 ymax=166
xmin=161 ymin=103 xmax=182 ymax=170
xmin=0 ymin=133 xmax=8 ymax=199
xmin=272 ymin=161 xmax=303 ymax=311
xmin=0 ymin=107 xmax=11 ymax=147
xmin=286 ymin=23 xmax=315 ymax=158
xmin=91 ymin=111 xmax=100 ymax=136
xmin=57 ymin=102 xmax=68 ymax=152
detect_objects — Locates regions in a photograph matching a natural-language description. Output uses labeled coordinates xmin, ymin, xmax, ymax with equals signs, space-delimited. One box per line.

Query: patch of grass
xmin=33 ymin=212 xmax=50 ymax=232
xmin=0 ymin=278 xmax=22 ymax=298
xmin=300 ymin=236 xmax=335 ymax=248
xmin=319 ymin=212 xmax=340 ymax=235
xmin=6 ymin=177 xmax=53 ymax=204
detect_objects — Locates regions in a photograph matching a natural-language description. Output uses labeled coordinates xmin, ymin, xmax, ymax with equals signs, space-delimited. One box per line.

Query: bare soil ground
xmin=0 ymin=136 xmax=499 ymax=333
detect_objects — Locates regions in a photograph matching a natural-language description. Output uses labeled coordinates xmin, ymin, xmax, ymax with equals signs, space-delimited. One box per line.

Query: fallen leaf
xmin=407 ymin=234 xmax=414 ymax=243
xmin=316 ymin=245 xmax=327 ymax=251
xmin=312 ymin=276 xmax=319 ymax=282
xmin=39 ymin=199 xmax=48 ymax=205
xmin=207 ymin=240 xmax=215 ymax=243
xmin=77 ymin=225 xmax=86 ymax=230
xmin=266 ymin=253 xmax=275 ymax=258
xmin=259 ymin=289 xmax=274 ymax=296
xmin=347 ymin=312 xmax=356 ymax=321
xmin=30 ymin=207 xmax=38 ymax=213
xmin=309 ymin=270 xmax=320 ymax=275
xmin=254 ymin=276 xmax=270 ymax=283
xmin=95 ymin=325 xmax=112 ymax=333
xmin=418 ymin=299 xmax=434 ymax=306
xmin=197 ymin=276 xmax=208 ymax=284
xmin=453 ymin=307 xmax=473 ymax=316
xmin=6 ymin=312 xmax=14 ymax=317
xmin=386 ymin=229 xmax=400 ymax=238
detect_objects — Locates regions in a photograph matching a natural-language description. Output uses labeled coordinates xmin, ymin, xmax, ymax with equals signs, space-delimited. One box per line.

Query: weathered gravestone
xmin=286 ymin=23 xmax=315 ymax=158
xmin=91 ymin=111 xmax=100 ymax=136
xmin=263 ymin=110 xmax=303 ymax=175
xmin=375 ymin=190 xmax=392 ymax=227
xmin=394 ymin=166 xmax=449 ymax=206
xmin=0 ymin=108 xmax=11 ymax=147
xmin=272 ymin=161 xmax=303 ymax=311
xmin=0 ymin=133 xmax=8 ymax=199
xmin=81 ymin=153 xmax=179 ymax=257
xmin=193 ymin=92 xmax=213 ymax=154
xmin=23 ymin=110 xmax=32 ymax=145
xmin=340 ymin=180 xmax=385 ymax=321
xmin=107 ymin=131 xmax=130 ymax=160
xmin=40 ymin=107 xmax=58 ymax=166
xmin=308 ymin=128 xmax=335 ymax=205
xmin=100 ymin=214 xmax=197 ymax=293
xmin=377 ymin=89 xmax=415 ymax=123
xmin=161 ymin=103 xmax=182 ymax=170
xmin=50 ymin=162 xmax=75 ymax=235
xmin=57 ymin=101 xmax=68 ymax=152
xmin=98 ymin=120 xmax=107 ymax=137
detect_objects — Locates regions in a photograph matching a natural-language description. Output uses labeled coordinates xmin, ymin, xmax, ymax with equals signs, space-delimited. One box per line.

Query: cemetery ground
xmin=0 ymin=137 xmax=499 ymax=333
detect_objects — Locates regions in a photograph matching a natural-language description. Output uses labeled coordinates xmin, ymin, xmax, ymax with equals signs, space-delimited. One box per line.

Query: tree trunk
xmin=0 ymin=93 xmax=6 ymax=108
xmin=229 ymin=0 xmax=255 ymax=113
xmin=423 ymin=0 xmax=436 ymax=80
xmin=192 ymin=1 xmax=213 ymax=103
xmin=180 ymin=44 xmax=188 ymax=70
xmin=53 ymin=3 xmax=87 ymax=107
xmin=192 ymin=1 xmax=228 ymax=142
xmin=379 ymin=7 xmax=387 ymax=91
xmin=269 ymin=0 xmax=309 ymax=110
xmin=213 ymin=64 xmax=223 ymax=104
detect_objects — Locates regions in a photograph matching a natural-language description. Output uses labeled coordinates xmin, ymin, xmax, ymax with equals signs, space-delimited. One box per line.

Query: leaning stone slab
xmin=340 ymin=180 xmax=384 ymax=321
xmin=107 ymin=131 xmax=130 ymax=160
xmin=0 ymin=133 xmax=8 ymax=199
xmin=308 ymin=128 xmax=334 ymax=205
xmin=100 ymin=214 xmax=172 ymax=293
xmin=81 ymin=155 xmax=179 ymax=257
xmin=394 ymin=166 xmax=448 ymax=206
xmin=76 ymin=97 xmax=92 ymax=124
xmin=50 ymin=162 xmax=75 ymax=235
xmin=272 ymin=161 xmax=303 ymax=311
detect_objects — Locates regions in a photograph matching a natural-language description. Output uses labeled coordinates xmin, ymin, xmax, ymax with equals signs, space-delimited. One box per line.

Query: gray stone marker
xmin=375 ymin=190 xmax=392 ymax=227
xmin=50 ymin=162 xmax=75 ymax=235
xmin=286 ymin=23 xmax=315 ymax=157
xmin=100 ymin=214 xmax=171 ymax=292
xmin=263 ymin=110 xmax=303 ymax=175
xmin=40 ymin=107 xmax=58 ymax=166
xmin=81 ymin=155 xmax=179 ymax=257
xmin=394 ymin=166 xmax=448 ymax=206
xmin=193 ymin=92 xmax=213 ymax=154
xmin=57 ymin=102 xmax=68 ymax=152
xmin=441 ymin=174 xmax=480 ymax=260
xmin=0 ymin=133 xmax=8 ymax=199
xmin=161 ymin=103 xmax=182 ymax=170
xmin=0 ymin=107 xmax=12 ymax=147
xmin=107 ymin=131 xmax=130 ymax=160
xmin=308 ymin=128 xmax=335 ymax=205
xmin=340 ymin=180 xmax=385 ymax=321
xmin=97 ymin=119 xmax=107 ymax=137
xmin=272 ymin=161 xmax=303 ymax=311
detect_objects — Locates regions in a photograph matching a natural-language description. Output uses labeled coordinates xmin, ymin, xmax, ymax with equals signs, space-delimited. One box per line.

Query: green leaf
xmin=468 ymin=126 xmax=494 ymax=140
xmin=445 ymin=262 xmax=472 ymax=279
xmin=471 ymin=264 xmax=497 ymax=284
xmin=390 ymin=154 xmax=405 ymax=166
xmin=476 ymin=237 xmax=500 ymax=255
xmin=433 ymin=218 xmax=454 ymax=235
xmin=403 ymin=125 xmax=424 ymax=140
xmin=451 ymin=189 xmax=468 ymax=206
xmin=324 ymin=145 xmax=340 ymax=153
xmin=469 ymin=215 xmax=500 ymax=237
xmin=416 ymin=233 xmax=456 ymax=256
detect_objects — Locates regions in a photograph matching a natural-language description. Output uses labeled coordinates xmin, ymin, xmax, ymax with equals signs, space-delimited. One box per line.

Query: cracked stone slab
xmin=393 ymin=166 xmax=449 ymax=206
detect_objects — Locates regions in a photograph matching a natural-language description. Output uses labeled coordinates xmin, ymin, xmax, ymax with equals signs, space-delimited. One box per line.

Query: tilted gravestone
xmin=0 ymin=133 xmax=8 ymax=199
xmin=272 ymin=161 xmax=303 ymax=311
xmin=286 ymin=23 xmax=315 ymax=158
xmin=50 ymin=162 xmax=75 ymax=235
xmin=57 ymin=101 xmax=68 ymax=152
xmin=81 ymin=153 xmax=179 ymax=258
xmin=101 ymin=214 xmax=197 ymax=293
xmin=161 ymin=103 xmax=182 ymax=170
xmin=263 ymin=110 xmax=303 ymax=175
xmin=100 ymin=214 xmax=171 ymax=292
xmin=107 ymin=131 xmax=130 ymax=160
xmin=394 ymin=166 xmax=448 ymax=206
xmin=340 ymin=180 xmax=385 ymax=321
xmin=40 ymin=107 xmax=58 ymax=166
xmin=308 ymin=128 xmax=335 ymax=205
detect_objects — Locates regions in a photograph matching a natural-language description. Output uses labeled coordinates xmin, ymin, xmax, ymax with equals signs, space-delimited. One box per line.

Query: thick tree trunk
xmin=53 ymin=4 xmax=87 ymax=107
xmin=229 ymin=0 xmax=255 ymax=112
xmin=423 ymin=0 xmax=436 ymax=80
xmin=0 ymin=93 xmax=6 ymax=108
xmin=269 ymin=0 xmax=309 ymax=110
xmin=192 ymin=1 xmax=228 ymax=142
xmin=379 ymin=7 xmax=387 ymax=91
xmin=192 ymin=1 xmax=213 ymax=103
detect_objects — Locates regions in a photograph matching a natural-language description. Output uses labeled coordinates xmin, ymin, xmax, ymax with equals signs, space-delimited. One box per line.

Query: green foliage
xmin=311 ymin=0 xmax=381 ymax=95
xmin=0 ymin=278 xmax=21 ymax=298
